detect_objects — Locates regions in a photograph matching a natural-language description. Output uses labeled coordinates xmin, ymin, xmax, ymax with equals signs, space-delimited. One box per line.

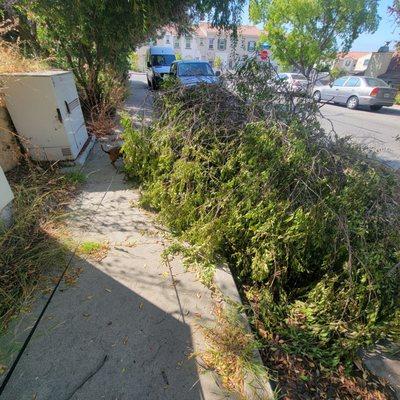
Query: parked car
xmin=169 ymin=60 xmax=220 ymax=87
xmin=312 ymin=76 xmax=397 ymax=111
xmin=277 ymin=72 xmax=309 ymax=93
xmin=146 ymin=46 xmax=176 ymax=90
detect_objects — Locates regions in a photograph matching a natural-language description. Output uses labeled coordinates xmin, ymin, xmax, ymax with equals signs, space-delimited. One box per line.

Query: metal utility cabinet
xmin=0 ymin=166 xmax=14 ymax=227
xmin=1 ymin=71 xmax=89 ymax=161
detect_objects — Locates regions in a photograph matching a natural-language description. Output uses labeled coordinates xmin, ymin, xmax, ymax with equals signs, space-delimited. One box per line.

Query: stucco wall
xmin=0 ymin=104 xmax=20 ymax=172
xmin=365 ymin=52 xmax=395 ymax=78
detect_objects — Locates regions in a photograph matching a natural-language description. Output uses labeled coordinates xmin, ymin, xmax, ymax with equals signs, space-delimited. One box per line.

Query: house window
xmin=217 ymin=38 xmax=226 ymax=51
xmin=209 ymin=38 xmax=214 ymax=50
xmin=247 ymin=41 xmax=256 ymax=51
xmin=165 ymin=35 xmax=171 ymax=45
xmin=199 ymin=39 xmax=204 ymax=46
xmin=174 ymin=38 xmax=180 ymax=49
xmin=345 ymin=59 xmax=352 ymax=67
xmin=363 ymin=58 xmax=370 ymax=66
xmin=185 ymin=36 xmax=191 ymax=49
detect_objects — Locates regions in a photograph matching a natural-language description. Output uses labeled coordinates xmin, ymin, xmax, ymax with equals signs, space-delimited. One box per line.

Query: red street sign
xmin=260 ymin=50 xmax=269 ymax=60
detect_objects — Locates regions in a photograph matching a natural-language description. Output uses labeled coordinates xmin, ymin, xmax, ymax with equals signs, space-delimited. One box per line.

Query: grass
xmin=0 ymin=164 xmax=77 ymax=334
xmin=0 ymin=41 xmax=47 ymax=75
xmin=77 ymin=240 xmax=110 ymax=261
xmin=63 ymin=171 xmax=87 ymax=185
xmin=199 ymin=305 xmax=271 ymax=399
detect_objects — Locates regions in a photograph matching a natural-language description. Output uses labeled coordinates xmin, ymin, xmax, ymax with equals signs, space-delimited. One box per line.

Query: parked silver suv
xmin=312 ymin=76 xmax=397 ymax=111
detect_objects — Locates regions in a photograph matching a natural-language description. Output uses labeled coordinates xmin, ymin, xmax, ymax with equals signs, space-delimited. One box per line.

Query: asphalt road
xmin=319 ymin=103 xmax=400 ymax=169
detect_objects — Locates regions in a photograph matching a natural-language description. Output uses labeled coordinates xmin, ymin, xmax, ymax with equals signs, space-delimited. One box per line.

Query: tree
xmin=389 ymin=0 xmax=400 ymax=23
xmin=23 ymin=0 xmax=245 ymax=109
xmin=250 ymin=0 xmax=380 ymax=78
xmin=214 ymin=55 xmax=222 ymax=69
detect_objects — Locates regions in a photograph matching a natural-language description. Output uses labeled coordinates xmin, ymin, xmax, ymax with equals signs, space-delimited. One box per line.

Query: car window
xmin=344 ymin=77 xmax=361 ymax=87
xmin=364 ymin=77 xmax=389 ymax=87
xmin=291 ymin=74 xmax=306 ymax=80
xmin=332 ymin=77 xmax=348 ymax=87
xmin=150 ymin=54 xmax=175 ymax=67
xmin=178 ymin=63 xmax=214 ymax=77
xmin=278 ymin=74 xmax=288 ymax=80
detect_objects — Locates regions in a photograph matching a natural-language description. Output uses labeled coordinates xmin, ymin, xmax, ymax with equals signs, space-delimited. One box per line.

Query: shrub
xmin=122 ymin=60 xmax=400 ymax=370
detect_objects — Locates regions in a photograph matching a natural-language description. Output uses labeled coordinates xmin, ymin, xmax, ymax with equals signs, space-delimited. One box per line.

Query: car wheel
xmin=370 ymin=105 xmax=382 ymax=111
xmin=346 ymin=96 xmax=359 ymax=110
xmin=313 ymin=90 xmax=321 ymax=102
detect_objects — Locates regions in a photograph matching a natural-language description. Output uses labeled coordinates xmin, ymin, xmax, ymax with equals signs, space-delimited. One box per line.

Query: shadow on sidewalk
xmin=1 ymin=250 xmax=207 ymax=400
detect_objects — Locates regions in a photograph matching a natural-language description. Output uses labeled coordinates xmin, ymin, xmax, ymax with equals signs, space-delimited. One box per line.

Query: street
xmin=319 ymin=103 xmax=400 ymax=169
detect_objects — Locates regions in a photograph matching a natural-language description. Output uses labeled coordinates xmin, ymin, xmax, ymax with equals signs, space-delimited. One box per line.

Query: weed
xmin=162 ymin=242 xmax=216 ymax=287
xmin=77 ymin=240 xmax=110 ymax=261
xmin=62 ymin=171 xmax=87 ymax=185
xmin=200 ymin=306 xmax=270 ymax=399
xmin=0 ymin=164 xmax=74 ymax=333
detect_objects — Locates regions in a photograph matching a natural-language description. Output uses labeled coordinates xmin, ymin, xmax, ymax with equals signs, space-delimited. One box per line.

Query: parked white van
xmin=146 ymin=46 xmax=176 ymax=90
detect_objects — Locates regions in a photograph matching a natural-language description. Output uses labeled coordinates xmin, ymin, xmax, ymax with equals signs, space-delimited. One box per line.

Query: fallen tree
xmin=122 ymin=60 xmax=400 ymax=396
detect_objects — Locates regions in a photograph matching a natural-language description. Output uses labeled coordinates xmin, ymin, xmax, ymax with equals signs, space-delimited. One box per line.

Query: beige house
xmin=137 ymin=23 xmax=263 ymax=70
xmin=333 ymin=51 xmax=371 ymax=73
xmin=365 ymin=51 xmax=395 ymax=77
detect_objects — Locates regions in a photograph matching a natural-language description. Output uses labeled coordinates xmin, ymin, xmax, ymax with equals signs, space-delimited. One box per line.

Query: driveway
xmin=319 ymin=104 xmax=400 ymax=169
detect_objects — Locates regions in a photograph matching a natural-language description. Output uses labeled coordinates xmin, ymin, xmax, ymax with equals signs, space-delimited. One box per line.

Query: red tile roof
xmin=163 ymin=23 xmax=263 ymax=38
xmin=337 ymin=51 xmax=371 ymax=60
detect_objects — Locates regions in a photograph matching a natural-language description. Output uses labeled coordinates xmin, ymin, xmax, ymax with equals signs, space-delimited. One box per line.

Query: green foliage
xmin=214 ymin=55 xmax=223 ymax=69
xmin=128 ymin=52 xmax=140 ymax=72
xmin=330 ymin=66 xmax=347 ymax=80
xmin=250 ymin=0 xmax=380 ymax=76
xmin=122 ymin=60 xmax=400 ymax=370
xmin=175 ymin=53 xmax=183 ymax=61
xmin=395 ymin=91 xmax=400 ymax=105
xmin=25 ymin=0 xmax=245 ymax=109
xmin=62 ymin=171 xmax=87 ymax=185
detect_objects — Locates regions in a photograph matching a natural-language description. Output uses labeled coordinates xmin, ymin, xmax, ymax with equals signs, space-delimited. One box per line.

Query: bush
xmin=128 ymin=52 xmax=141 ymax=72
xmin=122 ymin=60 xmax=400 ymax=370
xmin=395 ymin=91 xmax=400 ymax=105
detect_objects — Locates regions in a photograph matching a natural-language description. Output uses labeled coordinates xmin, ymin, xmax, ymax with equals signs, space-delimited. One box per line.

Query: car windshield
xmin=364 ymin=77 xmax=389 ymax=87
xmin=178 ymin=63 xmax=214 ymax=77
xmin=151 ymin=54 xmax=175 ymax=67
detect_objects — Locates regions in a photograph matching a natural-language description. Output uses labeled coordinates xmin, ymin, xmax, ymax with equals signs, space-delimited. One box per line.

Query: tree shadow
xmin=0 ymin=249 xmax=208 ymax=400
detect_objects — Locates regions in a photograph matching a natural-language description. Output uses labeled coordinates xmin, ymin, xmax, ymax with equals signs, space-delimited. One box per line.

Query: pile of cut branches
xmin=122 ymin=59 xmax=400 ymax=397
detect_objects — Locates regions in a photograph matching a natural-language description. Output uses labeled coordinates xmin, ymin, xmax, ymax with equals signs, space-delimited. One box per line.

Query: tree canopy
xmin=5 ymin=0 xmax=244 ymax=108
xmin=250 ymin=0 xmax=380 ymax=77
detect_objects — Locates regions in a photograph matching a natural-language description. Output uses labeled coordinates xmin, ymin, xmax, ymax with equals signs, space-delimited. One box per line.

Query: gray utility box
xmin=1 ymin=71 xmax=89 ymax=161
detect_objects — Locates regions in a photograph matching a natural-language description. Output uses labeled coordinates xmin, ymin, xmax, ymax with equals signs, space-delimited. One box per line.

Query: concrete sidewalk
xmin=0 ymin=75 xmax=232 ymax=399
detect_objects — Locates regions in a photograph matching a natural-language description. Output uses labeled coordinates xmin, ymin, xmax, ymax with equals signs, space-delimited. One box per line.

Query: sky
xmin=241 ymin=0 xmax=399 ymax=52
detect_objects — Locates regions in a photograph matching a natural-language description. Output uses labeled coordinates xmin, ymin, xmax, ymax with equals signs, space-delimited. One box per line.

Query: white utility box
xmin=1 ymin=71 xmax=89 ymax=161
xmin=0 ymin=166 xmax=14 ymax=226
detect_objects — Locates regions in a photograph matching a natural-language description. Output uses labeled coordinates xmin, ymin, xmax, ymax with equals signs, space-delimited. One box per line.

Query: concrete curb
xmin=214 ymin=265 xmax=275 ymax=400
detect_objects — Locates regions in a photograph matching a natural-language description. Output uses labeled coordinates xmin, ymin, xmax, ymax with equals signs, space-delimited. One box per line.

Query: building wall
xmin=354 ymin=53 xmax=372 ymax=73
xmin=334 ymin=57 xmax=357 ymax=73
xmin=365 ymin=52 xmax=395 ymax=78
xmin=136 ymin=26 xmax=262 ymax=71
xmin=0 ymin=105 xmax=20 ymax=172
